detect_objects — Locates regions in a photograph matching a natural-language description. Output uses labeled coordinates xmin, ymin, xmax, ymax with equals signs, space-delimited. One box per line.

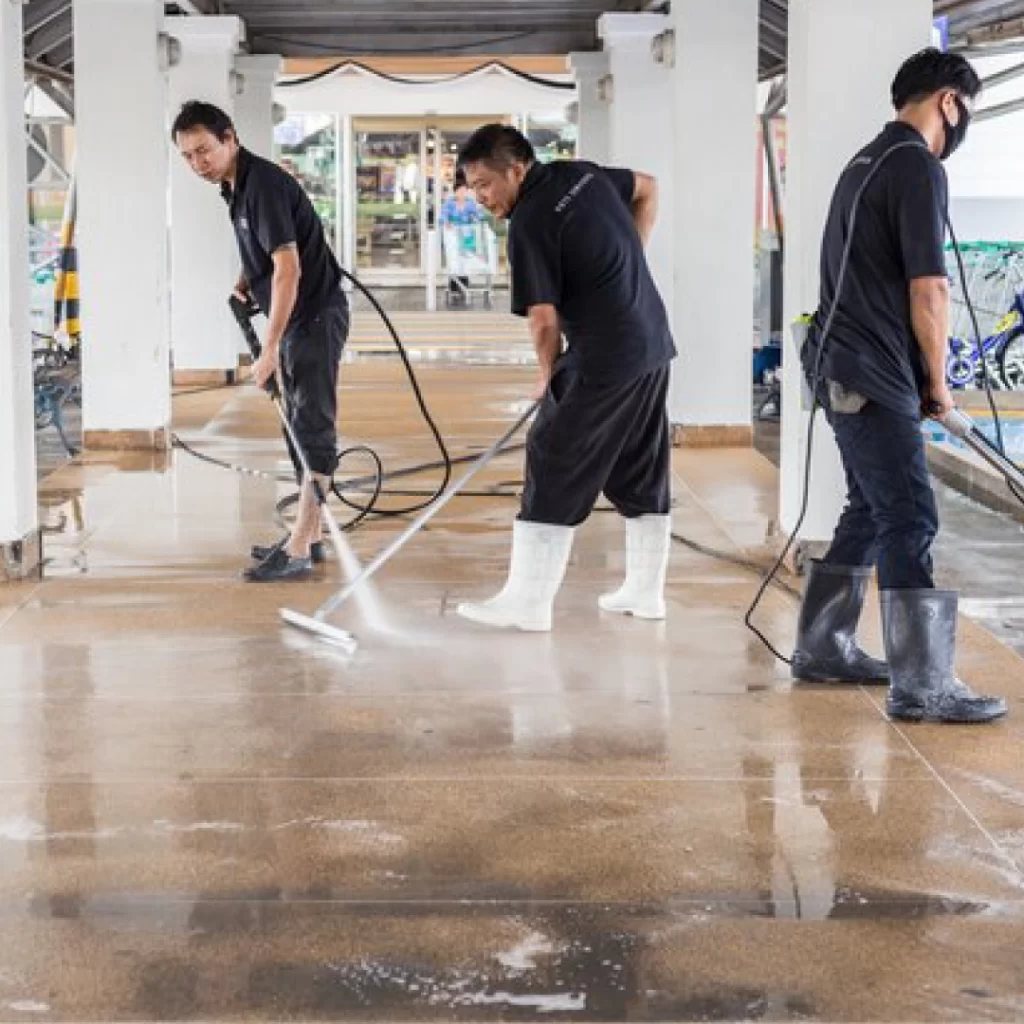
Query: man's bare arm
xmin=528 ymin=303 xmax=561 ymax=390
xmin=909 ymin=276 xmax=953 ymax=418
xmin=264 ymin=244 xmax=302 ymax=354
xmin=630 ymin=172 xmax=659 ymax=246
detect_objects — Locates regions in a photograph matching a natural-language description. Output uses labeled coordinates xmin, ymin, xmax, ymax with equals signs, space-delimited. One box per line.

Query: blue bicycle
xmin=947 ymin=289 xmax=1024 ymax=390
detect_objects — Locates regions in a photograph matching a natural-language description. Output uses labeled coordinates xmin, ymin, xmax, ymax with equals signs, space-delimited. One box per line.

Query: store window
xmin=274 ymin=113 xmax=339 ymax=252
xmin=354 ymin=130 xmax=422 ymax=272
xmin=523 ymin=110 xmax=577 ymax=163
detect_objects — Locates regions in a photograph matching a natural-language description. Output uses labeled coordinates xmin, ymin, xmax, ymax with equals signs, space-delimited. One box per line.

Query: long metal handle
xmin=940 ymin=407 xmax=1024 ymax=491
xmin=313 ymin=402 xmax=538 ymax=621
xmin=230 ymin=294 xmax=333 ymax=507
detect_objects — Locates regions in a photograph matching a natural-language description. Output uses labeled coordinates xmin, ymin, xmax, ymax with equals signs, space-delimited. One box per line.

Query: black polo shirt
xmin=803 ymin=122 xmax=949 ymax=417
xmin=508 ymin=160 xmax=675 ymax=382
xmin=222 ymin=148 xmax=342 ymax=324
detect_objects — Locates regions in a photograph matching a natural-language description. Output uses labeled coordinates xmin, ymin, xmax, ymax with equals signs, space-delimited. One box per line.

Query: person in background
xmin=439 ymin=171 xmax=482 ymax=302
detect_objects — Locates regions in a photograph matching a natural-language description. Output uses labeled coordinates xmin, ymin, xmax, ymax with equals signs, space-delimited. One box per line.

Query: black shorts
xmin=280 ymin=293 xmax=349 ymax=478
xmin=520 ymin=362 xmax=672 ymax=527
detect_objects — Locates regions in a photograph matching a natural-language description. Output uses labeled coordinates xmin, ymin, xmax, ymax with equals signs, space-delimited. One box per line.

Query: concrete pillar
xmin=166 ymin=16 xmax=244 ymax=381
xmin=75 ymin=0 xmax=172 ymax=451
xmin=671 ymin=0 xmax=759 ymax=444
xmin=231 ymin=53 xmax=281 ymax=357
xmin=0 ymin=0 xmax=39 ymax=579
xmin=598 ymin=13 xmax=674 ymax=354
xmin=233 ymin=53 xmax=281 ymax=161
xmin=569 ymin=51 xmax=610 ymax=165
xmin=780 ymin=0 xmax=933 ymax=545
xmin=340 ymin=114 xmax=356 ymax=278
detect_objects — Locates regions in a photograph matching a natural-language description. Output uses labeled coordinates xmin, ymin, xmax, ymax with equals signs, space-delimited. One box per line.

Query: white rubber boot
xmin=456 ymin=520 xmax=574 ymax=632
xmin=598 ymin=514 xmax=671 ymax=620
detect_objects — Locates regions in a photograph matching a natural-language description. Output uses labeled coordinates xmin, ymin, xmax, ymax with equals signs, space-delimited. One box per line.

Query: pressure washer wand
xmin=307 ymin=400 xmax=538 ymax=624
xmin=229 ymin=294 xmax=323 ymax=498
xmin=940 ymin=407 xmax=1024 ymax=492
xmin=228 ymin=294 xmax=350 ymax=569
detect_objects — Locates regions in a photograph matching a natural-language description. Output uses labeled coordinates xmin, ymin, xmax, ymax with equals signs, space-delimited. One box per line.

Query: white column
xmin=671 ymin=0 xmax=759 ymax=440
xmin=76 ymin=0 xmax=171 ymax=450
xmin=780 ymin=0 xmax=932 ymax=543
xmin=231 ymin=53 xmax=281 ymax=358
xmin=0 ymin=0 xmax=38 ymax=575
xmin=166 ymin=16 xmax=244 ymax=379
xmin=569 ymin=51 xmax=610 ymax=165
xmin=598 ymin=13 xmax=673 ymax=334
xmin=341 ymin=114 xmax=356 ymax=279
xmin=233 ymin=53 xmax=281 ymax=160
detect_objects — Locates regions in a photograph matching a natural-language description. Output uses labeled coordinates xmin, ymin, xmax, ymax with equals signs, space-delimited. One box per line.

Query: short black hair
xmin=891 ymin=48 xmax=982 ymax=110
xmin=171 ymin=100 xmax=235 ymax=142
xmin=458 ymin=124 xmax=535 ymax=171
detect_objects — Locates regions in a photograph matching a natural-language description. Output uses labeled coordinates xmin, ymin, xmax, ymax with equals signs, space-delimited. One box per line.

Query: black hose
xmin=173 ymin=267 xmax=462 ymax=531
xmin=329 ymin=268 xmax=452 ymax=522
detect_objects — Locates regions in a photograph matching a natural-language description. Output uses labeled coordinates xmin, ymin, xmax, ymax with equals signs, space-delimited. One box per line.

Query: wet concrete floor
xmin=6 ymin=315 xmax=1024 ymax=1021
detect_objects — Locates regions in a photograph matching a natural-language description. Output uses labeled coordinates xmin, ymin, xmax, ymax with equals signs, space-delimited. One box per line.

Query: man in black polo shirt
xmin=172 ymin=101 xmax=349 ymax=582
xmin=794 ymin=50 xmax=1005 ymax=723
xmin=455 ymin=124 xmax=675 ymax=632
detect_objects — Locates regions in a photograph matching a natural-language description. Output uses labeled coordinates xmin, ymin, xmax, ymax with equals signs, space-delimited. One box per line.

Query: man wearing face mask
xmin=792 ymin=49 xmax=1007 ymax=723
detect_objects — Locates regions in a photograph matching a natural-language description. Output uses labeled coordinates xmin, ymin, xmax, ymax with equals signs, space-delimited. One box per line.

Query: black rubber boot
xmin=791 ymin=561 xmax=889 ymax=684
xmin=251 ymin=537 xmax=326 ymax=564
xmin=882 ymin=589 xmax=1008 ymax=724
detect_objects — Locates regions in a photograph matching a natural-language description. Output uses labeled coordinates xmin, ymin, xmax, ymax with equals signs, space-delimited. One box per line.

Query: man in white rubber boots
xmin=457 ymin=125 xmax=677 ymax=632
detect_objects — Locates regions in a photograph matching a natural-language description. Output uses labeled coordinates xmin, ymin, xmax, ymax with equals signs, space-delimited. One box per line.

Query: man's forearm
xmin=911 ymin=290 xmax=950 ymax=391
xmin=632 ymin=194 xmax=657 ymax=247
xmin=531 ymin=323 xmax=562 ymax=381
xmin=264 ymin=270 xmax=300 ymax=353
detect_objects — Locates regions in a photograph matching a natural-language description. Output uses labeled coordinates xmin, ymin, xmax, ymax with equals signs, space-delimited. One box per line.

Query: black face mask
xmin=940 ymin=95 xmax=971 ymax=161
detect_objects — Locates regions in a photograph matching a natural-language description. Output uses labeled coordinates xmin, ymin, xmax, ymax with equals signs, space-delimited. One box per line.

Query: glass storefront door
xmin=317 ymin=116 xmax=532 ymax=284
xmin=353 ymin=127 xmax=423 ymax=275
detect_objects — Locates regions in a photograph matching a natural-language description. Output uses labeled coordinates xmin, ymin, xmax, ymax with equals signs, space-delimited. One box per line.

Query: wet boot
xmin=598 ymin=514 xmax=671 ymax=620
xmin=791 ymin=561 xmax=889 ymax=684
xmin=882 ymin=589 xmax=1008 ymax=723
xmin=456 ymin=520 xmax=574 ymax=632
xmin=252 ymin=537 xmax=326 ymax=564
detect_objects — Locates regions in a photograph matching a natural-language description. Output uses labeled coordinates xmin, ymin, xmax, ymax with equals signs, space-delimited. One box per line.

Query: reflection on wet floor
xmin=6 ymin=344 xmax=1024 ymax=1021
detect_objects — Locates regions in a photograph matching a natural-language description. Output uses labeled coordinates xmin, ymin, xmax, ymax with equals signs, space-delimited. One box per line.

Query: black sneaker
xmin=251 ymin=538 xmax=326 ymax=564
xmin=243 ymin=547 xmax=313 ymax=582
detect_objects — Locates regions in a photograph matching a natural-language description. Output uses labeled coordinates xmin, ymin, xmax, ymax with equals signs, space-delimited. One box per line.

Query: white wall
xmin=76 ymin=0 xmax=172 ymax=438
xmin=166 ymin=17 xmax=244 ymax=374
xmin=276 ymin=64 xmax=575 ymax=119
xmin=599 ymin=14 xmax=674 ymax=327
xmin=0 ymin=0 xmax=36 ymax=544
xmin=946 ymin=54 xmax=1024 ymax=243
xmin=671 ymin=0 xmax=759 ymax=429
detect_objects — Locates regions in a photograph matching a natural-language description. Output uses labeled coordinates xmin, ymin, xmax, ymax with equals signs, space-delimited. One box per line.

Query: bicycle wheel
xmin=947 ymin=352 xmax=976 ymax=388
xmin=998 ymin=329 xmax=1024 ymax=389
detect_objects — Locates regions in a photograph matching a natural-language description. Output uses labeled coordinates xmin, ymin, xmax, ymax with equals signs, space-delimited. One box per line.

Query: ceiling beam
xmin=246 ymin=16 xmax=607 ymax=32
xmin=24 ymin=14 xmax=73 ymax=62
xmin=250 ymin=28 xmax=597 ymax=55
xmin=43 ymin=39 xmax=74 ymax=70
xmin=23 ymin=0 xmax=71 ymax=36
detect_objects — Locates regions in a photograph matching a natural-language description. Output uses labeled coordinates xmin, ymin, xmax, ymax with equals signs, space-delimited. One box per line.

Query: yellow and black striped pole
xmin=52 ymin=175 xmax=80 ymax=348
